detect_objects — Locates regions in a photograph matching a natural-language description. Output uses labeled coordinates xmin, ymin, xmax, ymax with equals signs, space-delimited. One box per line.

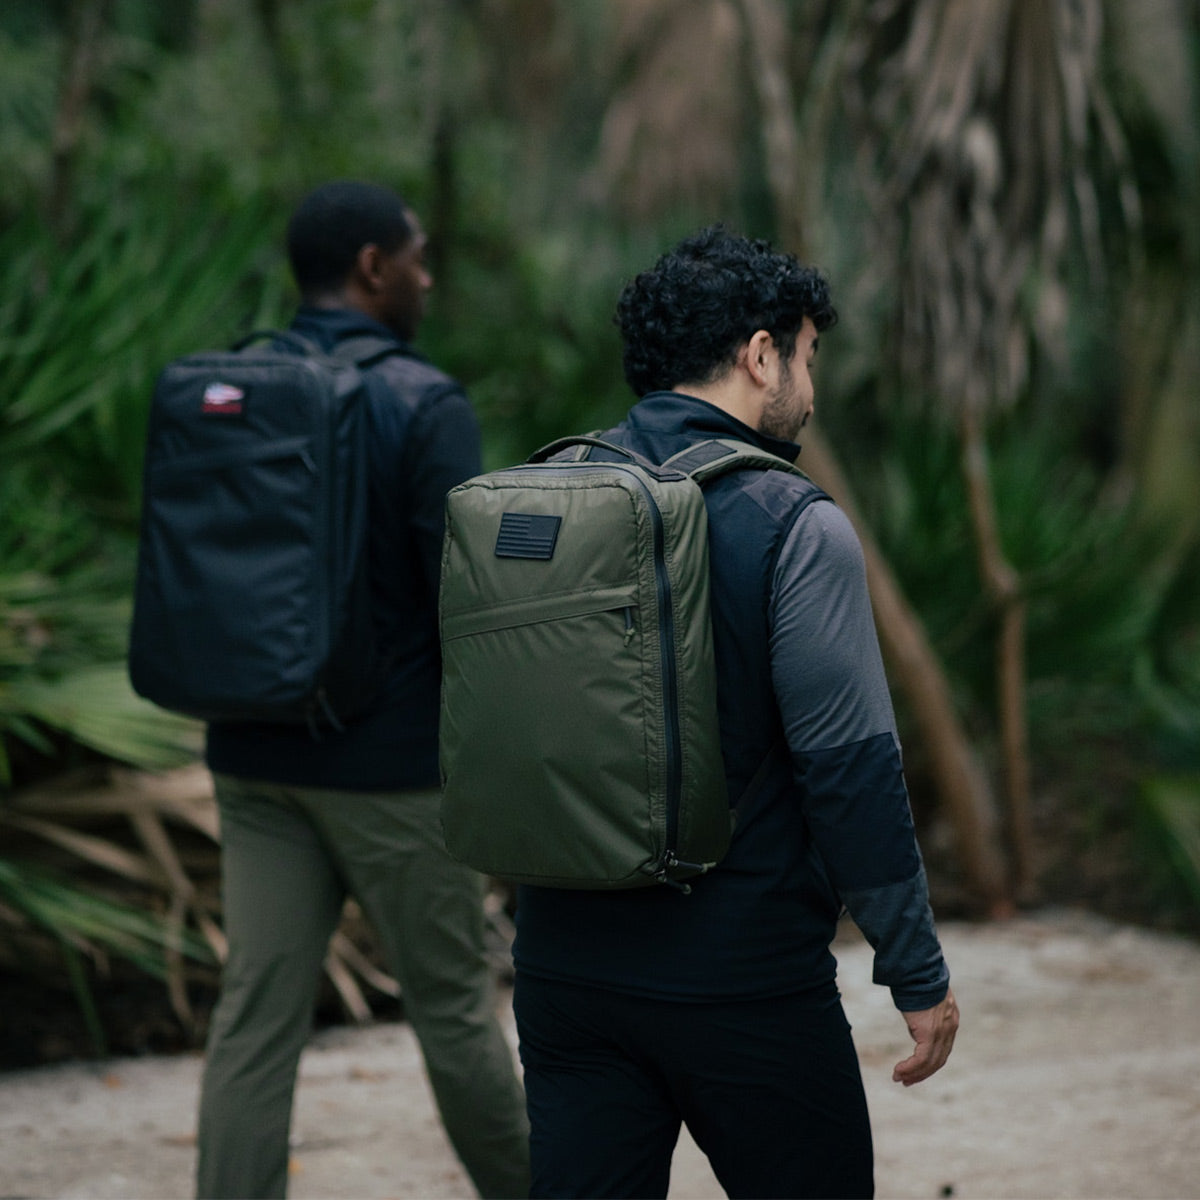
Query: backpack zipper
xmin=643 ymin=474 xmax=684 ymax=873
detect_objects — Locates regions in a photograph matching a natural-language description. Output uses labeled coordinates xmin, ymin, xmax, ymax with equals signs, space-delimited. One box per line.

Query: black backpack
xmin=129 ymin=331 xmax=399 ymax=731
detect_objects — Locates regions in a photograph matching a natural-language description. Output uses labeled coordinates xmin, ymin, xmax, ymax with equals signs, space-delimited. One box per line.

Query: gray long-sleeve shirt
xmin=771 ymin=500 xmax=948 ymax=1010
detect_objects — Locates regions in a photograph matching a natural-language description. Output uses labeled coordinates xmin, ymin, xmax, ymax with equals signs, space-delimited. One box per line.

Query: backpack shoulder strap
xmin=230 ymin=328 xmax=407 ymax=370
xmin=329 ymin=333 xmax=410 ymax=370
xmin=670 ymin=438 xmax=834 ymax=581
xmin=663 ymin=438 xmax=821 ymax=488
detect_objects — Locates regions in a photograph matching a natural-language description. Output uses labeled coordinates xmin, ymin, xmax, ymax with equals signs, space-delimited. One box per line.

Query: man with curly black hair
xmin=511 ymin=226 xmax=958 ymax=1199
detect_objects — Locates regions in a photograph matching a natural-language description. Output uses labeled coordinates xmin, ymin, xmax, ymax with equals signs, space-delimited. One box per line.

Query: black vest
xmin=513 ymin=393 xmax=843 ymax=1002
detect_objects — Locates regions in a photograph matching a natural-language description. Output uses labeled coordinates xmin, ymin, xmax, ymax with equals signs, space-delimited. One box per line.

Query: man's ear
xmin=744 ymin=329 xmax=774 ymax=387
xmin=353 ymin=243 xmax=386 ymax=293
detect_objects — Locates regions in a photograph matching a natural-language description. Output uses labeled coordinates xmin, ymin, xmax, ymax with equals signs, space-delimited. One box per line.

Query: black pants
xmin=514 ymin=974 xmax=874 ymax=1199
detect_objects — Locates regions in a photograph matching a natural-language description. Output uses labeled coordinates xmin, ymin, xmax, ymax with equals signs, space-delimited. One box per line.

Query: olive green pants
xmin=196 ymin=776 xmax=530 ymax=1199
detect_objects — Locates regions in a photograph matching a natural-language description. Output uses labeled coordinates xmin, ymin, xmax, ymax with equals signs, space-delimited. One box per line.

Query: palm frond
xmin=6 ymin=665 xmax=202 ymax=770
xmin=1139 ymin=776 xmax=1200 ymax=910
xmin=845 ymin=0 xmax=1136 ymax=415
xmin=0 ymin=857 xmax=212 ymax=979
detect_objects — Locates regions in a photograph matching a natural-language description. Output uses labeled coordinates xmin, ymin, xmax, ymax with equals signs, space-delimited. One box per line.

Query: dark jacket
xmin=205 ymin=307 xmax=481 ymax=791
xmin=513 ymin=391 xmax=949 ymax=1011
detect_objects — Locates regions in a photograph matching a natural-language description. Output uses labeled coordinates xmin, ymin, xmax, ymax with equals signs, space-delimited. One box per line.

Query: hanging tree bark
xmin=837 ymin=0 xmax=1138 ymax=898
xmin=738 ymin=0 xmax=1012 ymax=913
xmin=960 ymin=402 xmax=1032 ymax=895
xmin=800 ymin=428 xmax=1013 ymax=912
xmin=48 ymin=0 xmax=112 ymax=242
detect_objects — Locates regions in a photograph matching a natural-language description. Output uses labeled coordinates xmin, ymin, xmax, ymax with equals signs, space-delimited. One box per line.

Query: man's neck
xmin=671 ymin=381 xmax=761 ymax=433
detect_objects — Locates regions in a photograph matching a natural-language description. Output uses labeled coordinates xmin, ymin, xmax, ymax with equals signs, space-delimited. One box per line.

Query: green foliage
xmin=0 ymin=488 xmax=202 ymax=784
xmin=0 ymin=149 xmax=275 ymax=1015
xmin=1138 ymin=776 xmax=1200 ymax=911
xmin=8 ymin=666 xmax=202 ymax=776
xmin=0 ymin=0 xmax=1195 ymax=970
xmin=0 ymin=564 xmax=201 ymax=784
xmin=865 ymin=411 xmax=1175 ymax=717
xmin=0 ymin=857 xmax=213 ymax=1055
xmin=0 ymin=193 xmax=288 ymax=516
xmin=860 ymin=402 xmax=1200 ymax=914
xmin=0 ymin=176 xmax=278 ymax=787
xmin=424 ymin=228 xmax=635 ymax=469
xmin=0 ymin=29 xmax=55 ymax=202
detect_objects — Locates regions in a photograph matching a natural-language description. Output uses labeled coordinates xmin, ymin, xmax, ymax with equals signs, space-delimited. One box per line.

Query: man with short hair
xmin=196 ymin=180 xmax=530 ymax=1200
xmin=512 ymin=226 xmax=958 ymax=1199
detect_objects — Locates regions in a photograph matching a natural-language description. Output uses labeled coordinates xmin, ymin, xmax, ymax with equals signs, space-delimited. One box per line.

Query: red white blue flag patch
xmin=201 ymin=381 xmax=246 ymax=415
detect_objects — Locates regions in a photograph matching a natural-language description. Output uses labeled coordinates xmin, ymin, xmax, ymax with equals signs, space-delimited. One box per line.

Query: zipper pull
xmin=669 ymin=858 xmax=713 ymax=875
xmin=623 ymin=606 xmax=636 ymax=646
xmin=652 ymin=852 xmax=695 ymax=894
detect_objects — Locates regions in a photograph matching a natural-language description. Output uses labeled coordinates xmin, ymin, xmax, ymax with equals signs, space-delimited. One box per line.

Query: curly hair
xmin=615 ymin=226 xmax=837 ymax=397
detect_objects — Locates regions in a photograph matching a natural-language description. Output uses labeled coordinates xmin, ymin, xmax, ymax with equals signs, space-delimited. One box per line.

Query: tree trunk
xmin=48 ymin=0 xmax=111 ymax=242
xmin=739 ymin=0 xmax=1013 ymax=913
xmin=960 ymin=404 xmax=1033 ymax=898
xmin=800 ymin=429 xmax=1013 ymax=914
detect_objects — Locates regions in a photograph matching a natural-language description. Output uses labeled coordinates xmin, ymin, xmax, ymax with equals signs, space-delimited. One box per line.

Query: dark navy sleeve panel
xmin=797 ymin=733 xmax=921 ymax=889
xmin=769 ymin=500 xmax=919 ymax=887
xmin=840 ymin=868 xmax=951 ymax=1011
xmin=768 ymin=501 xmax=897 ymax=752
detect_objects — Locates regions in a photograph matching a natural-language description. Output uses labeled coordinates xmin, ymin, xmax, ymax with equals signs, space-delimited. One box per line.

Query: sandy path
xmin=2 ymin=909 xmax=1198 ymax=1199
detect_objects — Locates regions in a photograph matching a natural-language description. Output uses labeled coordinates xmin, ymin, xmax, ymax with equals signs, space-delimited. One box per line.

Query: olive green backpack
xmin=438 ymin=435 xmax=823 ymax=891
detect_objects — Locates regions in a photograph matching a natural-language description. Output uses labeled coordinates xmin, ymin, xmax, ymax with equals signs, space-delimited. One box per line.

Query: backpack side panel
xmin=655 ymin=474 xmax=731 ymax=871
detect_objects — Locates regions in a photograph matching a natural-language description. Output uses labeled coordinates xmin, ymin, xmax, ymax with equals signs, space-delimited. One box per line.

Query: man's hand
xmin=892 ymin=987 xmax=959 ymax=1087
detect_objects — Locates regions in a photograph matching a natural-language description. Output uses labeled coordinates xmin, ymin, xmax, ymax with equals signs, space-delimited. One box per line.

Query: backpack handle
xmin=529 ymin=435 xmax=653 ymax=467
xmin=231 ymin=328 xmax=317 ymax=354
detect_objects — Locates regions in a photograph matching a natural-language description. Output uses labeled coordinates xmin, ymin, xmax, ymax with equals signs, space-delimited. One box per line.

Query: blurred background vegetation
xmin=1 ymin=0 xmax=1197 ymax=1064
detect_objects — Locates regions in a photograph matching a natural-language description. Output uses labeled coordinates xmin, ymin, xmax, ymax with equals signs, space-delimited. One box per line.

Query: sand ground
xmin=2 ymin=909 xmax=1198 ymax=1200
